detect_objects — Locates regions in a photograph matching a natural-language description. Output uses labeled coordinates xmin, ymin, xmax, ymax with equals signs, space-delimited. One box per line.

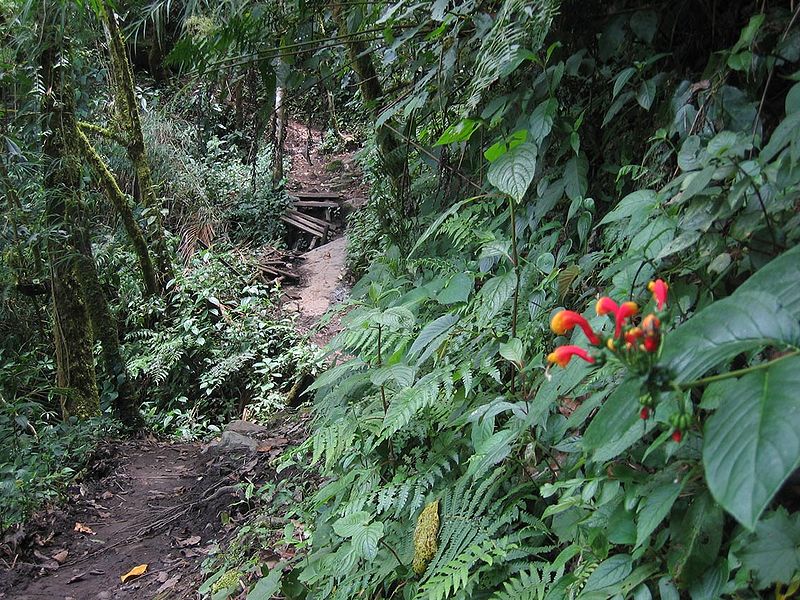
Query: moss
xmin=211 ymin=569 xmax=242 ymax=593
xmin=325 ymin=159 xmax=344 ymax=172
xmin=412 ymin=499 xmax=440 ymax=575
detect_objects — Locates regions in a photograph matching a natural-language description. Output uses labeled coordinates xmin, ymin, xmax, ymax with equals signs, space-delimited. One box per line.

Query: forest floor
xmin=0 ymin=123 xmax=364 ymax=599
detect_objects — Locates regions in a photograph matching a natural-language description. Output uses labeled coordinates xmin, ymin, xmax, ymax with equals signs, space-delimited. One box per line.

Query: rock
xmin=225 ymin=420 xmax=268 ymax=436
xmin=210 ymin=431 xmax=259 ymax=453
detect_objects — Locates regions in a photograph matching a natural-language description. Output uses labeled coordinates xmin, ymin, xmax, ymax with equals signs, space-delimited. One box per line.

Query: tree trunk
xmin=41 ymin=40 xmax=100 ymax=420
xmin=73 ymin=226 xmax=142 ymax=428
xmin=76 ymin=127 xmax=160 ymax=297
xmin=272 ymin=84 xmax=287 ymax=185
xmin=99 ymin=2 xmax=173 ymax=291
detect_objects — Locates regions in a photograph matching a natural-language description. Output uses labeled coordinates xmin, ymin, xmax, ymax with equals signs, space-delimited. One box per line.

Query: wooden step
xmin=292 ymin=200 xmax=339 ymax=209
xmin=293 ymin=191 xmax=342 ymax=200
xmin=281 ymin=209 xmax=330 ymax=247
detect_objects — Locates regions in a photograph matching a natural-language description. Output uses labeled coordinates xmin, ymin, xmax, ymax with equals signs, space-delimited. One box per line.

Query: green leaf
xmin=738 ymin=508 xmax=800 ymax=588
xmin=583 ymin=378 xmax=657 ymax=462
xmin=372 ymin=306 xmax=416 ymax=331
xmin=477 ymin=270 xmax=517 ymax=323
xmin=659 ymin=291 xmax=800 ymax=384
xmin=352 ymin=521 xmax=384 ymax=560
xmin=247 ymin=564 xmax=284 ymax=600
xmin=466 ymin=428 xmax=518 ymax=476
xmin=529 ymin=98 xmax=558 ymax=144
xmin=679 ymin=165 xmax=715 ymax=202
xmin=437 ymin=272 xmax=473 ymax=304
xmin=487 ymin=142 xmax=538 ymax=201
xmin=703 ymin=355 xmax=800 ymax=529
xmin=636 ymin=479 xmax=684 ymax=547
xmin=613 ymin=67 xmax=636 ymax=99
xmin=409 ymin=313 xmax=460 ymax=358
xmin=435 ymin=119 xmax=481 ymax=145
xmin=736 ymin=244 xmax=800 ymax=315
xmin=667 ymin=492 xmax=723 ymax=587
xmin=564 ymin=153 xmax=588 ymax=201
xmin=581 ymin=554 xmax=632 ymax=594
xmin=333 ymin=511 xmax=370 ymax=538
xmin=658 ymin=577 xmax=680 ymax=600
xmin=630 ymin=10 xmax=658 ymax=43
xmin=598 ymin=190 xmax=657 ymax=225
xmin=484 ymin=130 xmax=528 ymax=161
xmin=499 ymin=338 xmax=523 ymax=364
xmin=636 ymin=78 xmax=656 ymax=110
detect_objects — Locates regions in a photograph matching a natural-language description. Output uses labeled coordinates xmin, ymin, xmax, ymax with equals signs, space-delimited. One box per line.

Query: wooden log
xmin=281 ymin=213 xmax=327 ymax=237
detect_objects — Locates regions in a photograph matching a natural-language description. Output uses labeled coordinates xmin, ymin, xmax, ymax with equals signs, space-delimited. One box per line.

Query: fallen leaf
xmin=100 ymin=491 xmax=114 ymax=500
xmin=33 ymin=550 xmax=59 ymax=571
xmin=155 ymin=575 xmax=181 ymax=595
xmin=73 ymin=523 xmax=95 ymax=535
xmin=68 ymin=572 xmax=87 ymax=584
xmin=89 ymin=569 xmax=105 ymax=575
xmin=52 ymin=549 xmax=69 ymax=563
xmin=176 ymin=535 xmax=201 ymax=548
xmin=121 ymin=564 xmax=148 ymax=583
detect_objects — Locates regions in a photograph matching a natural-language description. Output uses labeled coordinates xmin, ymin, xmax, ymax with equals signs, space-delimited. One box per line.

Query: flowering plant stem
xmin=676 ymin=350 xmax=800 ymax=391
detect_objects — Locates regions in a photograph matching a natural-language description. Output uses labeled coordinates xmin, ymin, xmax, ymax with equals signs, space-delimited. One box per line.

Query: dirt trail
xmin=0 ymin=121 xmax=362 ymax=599
xmin=1 ymin=418 xmax=305 ymax=599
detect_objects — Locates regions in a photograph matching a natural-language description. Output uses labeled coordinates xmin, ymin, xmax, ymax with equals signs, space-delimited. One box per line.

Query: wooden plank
xmin=293 ymin=191 xmax=342 ymax=200
xmin=292 ymin=200 xmax=339 ymax=208
xmin=281 ymin=214 xmax=326 ymax=237
xmin=285 ymin=209 xmax=330 ymax=235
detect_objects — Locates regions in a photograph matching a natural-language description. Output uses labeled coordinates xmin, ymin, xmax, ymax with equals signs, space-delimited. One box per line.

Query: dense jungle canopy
xmin=1 ymin=0 xmax=800 ymax=598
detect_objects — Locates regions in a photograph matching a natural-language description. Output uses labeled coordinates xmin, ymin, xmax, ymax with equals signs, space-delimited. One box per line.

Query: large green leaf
xmin=409 ymin=312 xmax=460 ymax=358
xmin=667 ymin=492 xmax=723 ymax=587
xmin=487 ymin=142 xmax=537 ymax=201
xmin=247 ymin=564 xmax=284 ymax=600
xmin=702 ymin=355 xmax=800 ymax=529
xmin=738 ymin=508 xmax=800 ymax=588
xmin=582 ymin=378 xmax=657 ymax=462
xmin=659 ymin=291 xmax=800 ymax=383
xmin=352 ymin=521 xmax=385 ymax=561
xmin=736 ymin=243 xmax=800 ymax=315
xmin=635 ymin=478 xmax=684 ymax=548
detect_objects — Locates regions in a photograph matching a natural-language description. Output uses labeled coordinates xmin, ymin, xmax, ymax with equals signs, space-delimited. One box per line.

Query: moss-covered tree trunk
xmin=76 ymin=127 xmax=160 ymax=297
xmin=99 ymin=1 xmax=173 ymax=291
xmin=73 ymin=227 xmax=142 ymax=428
xmin=41 ymin=40 xmax=100 ymax=420
xmin=331 ymin=5 xmax=402 ymax=178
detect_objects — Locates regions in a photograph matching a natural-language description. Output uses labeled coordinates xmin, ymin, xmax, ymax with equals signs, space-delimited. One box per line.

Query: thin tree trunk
xmin=41 ymin=39 xmax=100 ymax=420
xmin=272 ymin=84 xmax=286 ymax=185
xmin=331 ymin=6 xmax=401 ymax=169
xmin=99 ymin=2 xmax=173 ymax=290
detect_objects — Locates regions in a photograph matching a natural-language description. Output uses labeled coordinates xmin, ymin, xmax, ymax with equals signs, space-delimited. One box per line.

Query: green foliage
xmin=277 ymin=2 xmax=800 ymax=599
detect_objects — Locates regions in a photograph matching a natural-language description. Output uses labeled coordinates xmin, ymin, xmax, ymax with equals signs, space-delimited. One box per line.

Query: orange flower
xmin=648 ymin=279 xmax=669 ymax=310
xmin=550 ymin=310 xmax=601 ymax=345
xmin=595 ymin=297 xmax=619 ymax=316
xmin=614 ymin=301 xmax=639 ymax=337
xmin=641 ymin=314 xmax=660 ymax=334
xmin=547 ymin=345 xmax=595 ymax=368
xmin=625 ymin=327 xmax=643 ymax=344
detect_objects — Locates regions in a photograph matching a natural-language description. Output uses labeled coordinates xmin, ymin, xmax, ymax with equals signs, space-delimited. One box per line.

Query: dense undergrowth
xmin=2 ymin=0 xmax=800 ymax=598
xmin=223 ymin=2 xmax=799 ymax=599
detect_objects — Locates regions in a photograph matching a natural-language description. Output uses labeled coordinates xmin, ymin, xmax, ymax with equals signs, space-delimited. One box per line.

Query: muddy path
xmin=1 ymin=417 xmax=307 ymax=599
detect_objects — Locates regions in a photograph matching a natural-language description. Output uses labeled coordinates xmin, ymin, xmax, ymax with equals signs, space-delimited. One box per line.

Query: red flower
xmin=648 ymin=279 xmax=669 ymax=310
xmin=550 ymin=310 xmax=601 ymax=345
xmin=625 ymin=327 xmax=643 ymax=344
xmin=641 ymin=314 xmax=660 ymax=334
xmin=614 ymin=302 xmax=639 ymax=338
xmin=672 ymin=430 xmax=683 ymax=443
xmin=643 ymin=335 xmax=659 ymax=352
xmin=596 ymin=297 xmax=619 ymax=316
xmin=640 ymin=407 xmax=650 ymax=420
xmin=547 ymin=345 xmax=596 ymax=368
